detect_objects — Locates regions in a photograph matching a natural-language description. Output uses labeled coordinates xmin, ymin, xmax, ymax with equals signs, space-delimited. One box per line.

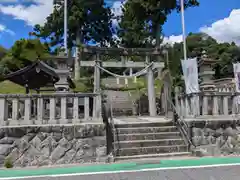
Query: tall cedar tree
xmin=119 ymin=0 xmax=199 ymax=48
xmin=33 ymin=0 xmax=114 ymax=50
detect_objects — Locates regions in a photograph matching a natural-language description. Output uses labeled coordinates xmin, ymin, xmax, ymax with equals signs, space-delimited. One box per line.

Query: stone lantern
xmin=54 ymin=52 xmax=72 ymax=92
xmin=198 ymin=50 xmax=216 ymax=91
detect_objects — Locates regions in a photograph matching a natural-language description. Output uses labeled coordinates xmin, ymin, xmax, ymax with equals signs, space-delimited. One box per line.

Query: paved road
xmin=10 ymin=165 xmax=240 ymax=180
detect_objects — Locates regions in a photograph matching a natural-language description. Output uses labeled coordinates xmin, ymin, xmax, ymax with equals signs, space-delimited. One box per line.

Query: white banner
xmin=233 ymin=63 xmax=240 ymax=105
xmin=181 ymin=58 xmax=199 ymax=94
xmin=233 ymin=63 xmax=240 ymax=92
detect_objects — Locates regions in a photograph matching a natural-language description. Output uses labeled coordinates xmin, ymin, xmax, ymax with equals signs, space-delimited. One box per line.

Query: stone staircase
xmin=113 ymin=121 xmax=190 ymax=161
xmin=103 ymin=90 xmax=136 ymax=116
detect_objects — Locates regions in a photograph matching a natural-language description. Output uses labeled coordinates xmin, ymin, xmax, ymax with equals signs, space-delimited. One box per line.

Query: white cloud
xmin=111 ymin=1 xmax=123 ymax=17
xmin=0 ymin=24 xmax=5 ymax=31
xmin=163 ymin=9 xmax=240 ymax=46
xmin=0 ymin=0 xmax=53 ymax=26
xmin=111 ymin=1 xmax=124 ymax=28
xmin=200 ymin=9 xmax=240 ymax=45
xmin=0 ymin=0 xmax=125 ymax=29
xmin=162 ymin=35 xmax=183 ymax=46
xmin=0 ymin=24 xmax=15 ymax=35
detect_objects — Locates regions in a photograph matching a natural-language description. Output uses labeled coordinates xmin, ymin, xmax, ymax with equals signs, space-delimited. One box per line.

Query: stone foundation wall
xmin=190 ymin=121 xmax=240 ymax=156
xmin=0 ymin=124 xmax=106 ymax=167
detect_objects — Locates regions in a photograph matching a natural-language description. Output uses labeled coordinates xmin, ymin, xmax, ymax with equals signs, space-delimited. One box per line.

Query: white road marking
xmin=1 ymin=162 xmax=240 ymax=180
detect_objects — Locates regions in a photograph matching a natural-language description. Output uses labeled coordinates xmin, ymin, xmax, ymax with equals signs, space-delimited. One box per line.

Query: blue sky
xmin=0 ymin=0 xmax=240 ymax=49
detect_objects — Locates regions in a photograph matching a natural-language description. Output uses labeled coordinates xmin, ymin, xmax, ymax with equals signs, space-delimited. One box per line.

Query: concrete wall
xmin=0 ymin=124 xmax=106 ymax=167
xmin=190 ymin=121 xmax=240 ymax=156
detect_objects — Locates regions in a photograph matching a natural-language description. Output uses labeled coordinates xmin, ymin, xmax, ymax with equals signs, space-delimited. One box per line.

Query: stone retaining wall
xmin=0 ymin=124 xmax=107 ymax=167
xmin=190 ymin=121 xmax=240 ymax=156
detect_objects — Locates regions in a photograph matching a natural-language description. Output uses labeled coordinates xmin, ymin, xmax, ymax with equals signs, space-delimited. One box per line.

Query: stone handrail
xmin=0 ymin=93 xmax=101 ymax=126
xmin=175 ymin=91 xmax=240 ymax=119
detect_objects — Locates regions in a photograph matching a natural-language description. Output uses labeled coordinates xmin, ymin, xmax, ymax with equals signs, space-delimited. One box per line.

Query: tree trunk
xmin=74 ymin=30 xmax=81 ymax=81
xmin=155 ymin=23 xmax=161 ymax=48
xmin=155 ymin=23 xmax=162 ymax=78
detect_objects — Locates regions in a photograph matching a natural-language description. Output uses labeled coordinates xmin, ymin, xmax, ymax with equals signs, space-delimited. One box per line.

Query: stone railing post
xmin=37 ymin=96 xmax=43 ymax=124
xmin=0 ymin=97 xmax=8 ymax=126
xmin=202 ymin=94 xmax=208 ymax=115
xmin=49 ymin=97 xmax=56 ymax=124
xmin=60 ymin=96 xmax=67 ymax=122
xmin=223 ymin=88 xmax=229 ymax=115
xmin=12 ymin=98 xmax=19 ymax=122
xmin=196 ymin=94 xmax=200 ymax=116
xmin=0 ymin=93 xmax=102 ymax=126
xmin=84 ymin=97 xmax=90 ymax=120
xmin=184 ymin=96 xmax=190 ymax=117
xmin=24 ymin=97 xmax=31 ymax=123
xmin=180 ymin=96 xmax=185 ymax=117
xmin=190 ymin=94 xmax=200 ymax=117
xmin=73 ymin=96 xmax=79 ymax=123
xmin=213 ymin=94 xmax=219 ymax=115
xmin=232 ymin=95 xmax=237 ymax=115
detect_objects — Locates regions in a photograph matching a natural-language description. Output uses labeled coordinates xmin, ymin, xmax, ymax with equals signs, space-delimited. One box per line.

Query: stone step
xmin=114 ymin=139 xmax=185 ymax=149
xmin=115 ymin=126 xmax=178 ymax=134
xmin=114 ymin=152 xmax=191 ymax=161
xmin=115 ymin=145 xmax=188 ymax=156
xmin=115 ymin=122 xmax=174 ymax=128
xmin=116 ymin=132 xmax=181 ymax=141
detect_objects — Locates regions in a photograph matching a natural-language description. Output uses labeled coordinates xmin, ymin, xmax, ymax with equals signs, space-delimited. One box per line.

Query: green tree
xmin=119 ymin=0 xmax=199 ymax=48
xmin=0 ymin=38 xmax=50 ymax=74
xmin=33 ymin=0 xmax=113 ymax=49
xmin=164 ymin=33 xmax=240 ymax=85
xmin=32 ymin=0 xmax=113 ymax=80
xmin=0 ymin=46 xmax=7 ymax=60
xmin=185 ymin=32 xmax=217 ymax=58
xmin=212 ymin=43 xmax=240 ymax=79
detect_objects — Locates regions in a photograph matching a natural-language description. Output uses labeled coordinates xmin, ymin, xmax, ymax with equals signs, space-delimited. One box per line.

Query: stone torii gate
xmin=74 ymin=46 xmax=165 ymax=117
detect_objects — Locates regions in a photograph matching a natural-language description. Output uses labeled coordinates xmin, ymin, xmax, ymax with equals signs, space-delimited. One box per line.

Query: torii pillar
xmin=146 ymin=55 xmax=157 ymax=116
xmin=93 ymin=53 xmax=102 ymax=119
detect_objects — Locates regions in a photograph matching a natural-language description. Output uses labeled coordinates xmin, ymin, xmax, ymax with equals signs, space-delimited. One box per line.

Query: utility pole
xmin=180 ymin=0 xmax=187 ymax=61
xmin=64 ymin=0 xmax=68 ymax=55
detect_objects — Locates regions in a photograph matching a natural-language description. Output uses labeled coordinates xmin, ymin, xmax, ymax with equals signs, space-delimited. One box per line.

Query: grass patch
xmin=0 ymin=81 xmax=27 ymax=94
xmin=0 ymin=80 xmax=88 ymax=94
xmin=0 ymin=77 xmax=163 ymax=94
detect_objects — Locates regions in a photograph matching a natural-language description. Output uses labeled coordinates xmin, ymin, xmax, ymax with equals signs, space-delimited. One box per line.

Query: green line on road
xmin=1 ymin=157 xmax=240 ymax=178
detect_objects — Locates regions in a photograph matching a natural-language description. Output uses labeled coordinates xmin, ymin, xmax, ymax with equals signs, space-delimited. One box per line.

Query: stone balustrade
xmin=0 ymin=93 xmax=101 ymax=126
xmin=176 ymin=91 xmax=240 ymax=119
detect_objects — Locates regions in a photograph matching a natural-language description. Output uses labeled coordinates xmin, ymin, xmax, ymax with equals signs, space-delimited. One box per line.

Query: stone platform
xmin=0 ymin=123 xmax=107 ymax=167
xmin=188 ymin=119 xmax=240 ymax=157
xmin=113 ymin=116 xmax=172 ymax=124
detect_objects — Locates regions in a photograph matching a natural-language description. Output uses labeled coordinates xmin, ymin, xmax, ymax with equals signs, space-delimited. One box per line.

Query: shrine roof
xmin=4 ymin=61 xmax=75 ymax=90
